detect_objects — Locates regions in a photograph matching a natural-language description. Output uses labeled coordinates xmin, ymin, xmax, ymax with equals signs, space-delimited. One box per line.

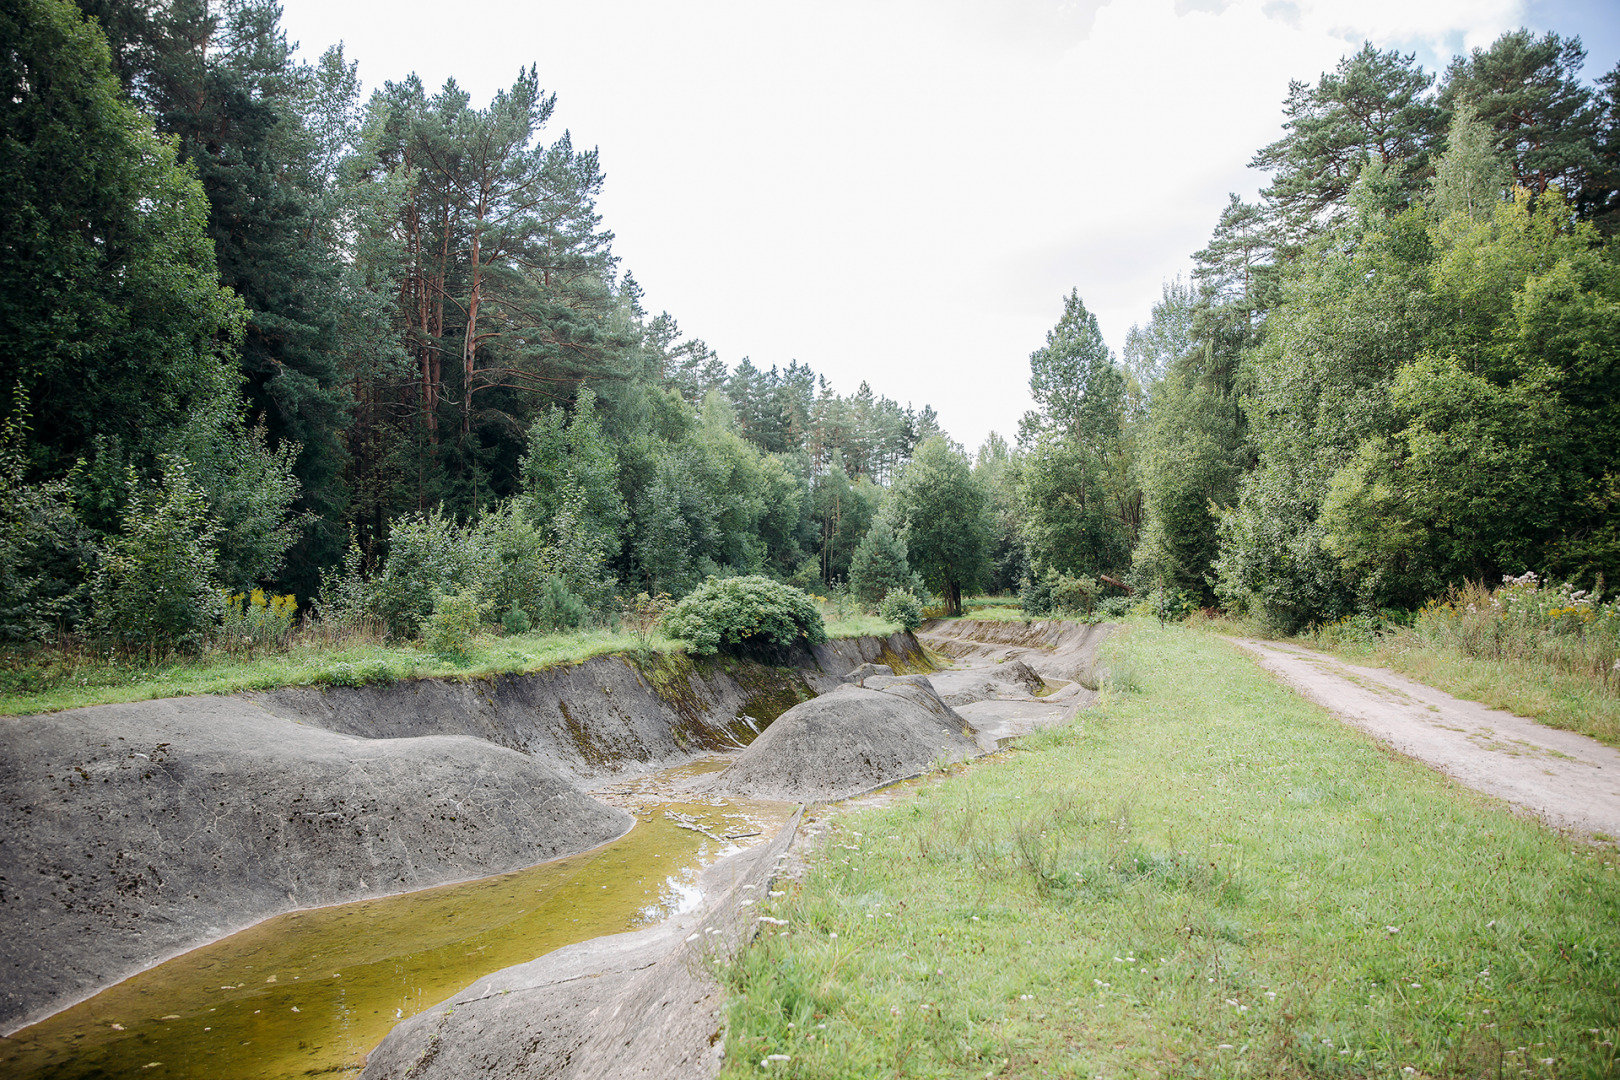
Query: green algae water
xmin=1 ymin=761 xmax=789 ymax=1080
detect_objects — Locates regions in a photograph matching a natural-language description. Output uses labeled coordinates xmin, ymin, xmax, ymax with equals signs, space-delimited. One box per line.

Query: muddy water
xmin=1 ymin=756 xmax=786 ymax=1080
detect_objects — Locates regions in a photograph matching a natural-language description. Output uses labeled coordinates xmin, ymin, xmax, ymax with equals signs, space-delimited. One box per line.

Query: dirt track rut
xmin=1235 ymin=638 xmax=1620 ymax=839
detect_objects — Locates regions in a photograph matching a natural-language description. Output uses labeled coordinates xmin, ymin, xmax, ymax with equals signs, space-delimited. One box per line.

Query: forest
xmin=3 ymin=0 xmax=1618 ymax=656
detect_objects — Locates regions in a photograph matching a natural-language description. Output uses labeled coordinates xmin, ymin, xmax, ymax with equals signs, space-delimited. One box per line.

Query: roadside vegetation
xmin=722 ymin=621 xmax=1620 ymax=1078
xmin=1294 ymin=573 xmax=1620 ymax=747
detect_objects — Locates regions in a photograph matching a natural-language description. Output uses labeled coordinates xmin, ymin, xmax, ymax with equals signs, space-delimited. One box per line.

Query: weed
xmin=1292 ymin=574 xmax=1620 ymax=747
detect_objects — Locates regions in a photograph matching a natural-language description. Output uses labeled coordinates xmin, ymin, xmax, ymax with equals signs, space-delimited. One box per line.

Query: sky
xmin=278 ymin=0 xmax=1620 ymax=452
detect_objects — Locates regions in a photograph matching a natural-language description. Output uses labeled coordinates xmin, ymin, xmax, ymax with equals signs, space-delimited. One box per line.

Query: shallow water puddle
xmin=2 ymin=756 xmax=787 ymax=1080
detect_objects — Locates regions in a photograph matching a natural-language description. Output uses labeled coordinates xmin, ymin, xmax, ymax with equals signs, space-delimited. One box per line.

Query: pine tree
xmin=1020 ymin=290 xmax=1125 ymax=450
xmin=848 ymin=514 xmax=913 ymax=606
xmin=1252 ymin=43 xmax=1442 ymax=245
xmin=1441 ymin=30 xmax=1599 ymax=199
xmin=2 ymin=0 xmax=247 ymax=478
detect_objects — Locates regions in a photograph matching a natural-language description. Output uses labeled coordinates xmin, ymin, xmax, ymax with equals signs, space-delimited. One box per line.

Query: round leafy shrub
xmin=878 ymin=588 xmax=925 ymax=633
xmin=663 ymin=575 xmax=827 ymax=658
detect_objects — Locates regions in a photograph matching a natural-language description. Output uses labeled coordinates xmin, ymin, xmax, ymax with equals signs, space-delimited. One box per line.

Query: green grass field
xmin=721 ymin=620 xmax=1620 ymax=1078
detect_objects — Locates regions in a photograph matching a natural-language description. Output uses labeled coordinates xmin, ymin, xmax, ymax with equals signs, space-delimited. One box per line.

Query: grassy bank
xmin=722 ymin=620 xmax=1620 ymax=1078
xmin=0 ymin=604 xmax=902 ymax=717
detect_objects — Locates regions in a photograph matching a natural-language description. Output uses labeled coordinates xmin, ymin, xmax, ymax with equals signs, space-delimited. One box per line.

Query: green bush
xmin=663 ymin=575 xmax=827 ymax=658
xmin=1020 ymin=567 xmax=1111 ymax=619
xmin=90 ymin=458 xmax=222 ymax=654
xmin=315 ymin=658 xmax=399 ymax=687
xmin=1096 ymin=595 xmax=1134 ymax=618
xmin=1150 ymin=585 xmax=1201 ymax=624
xmin=1049 ymin=573 xmax=1100 ymax=615
xmin=424 ymin=590 xmax=486 ymax=662
xmin=370 ymin=509 xmax=470 ymax=640
xmin=467 ymin=503 xmax=550 ymax=618
xmin=501 ymin=603 xmax=532 ymax=635
xmin=1019 ymin=572 xmax=1053 ymax=616
xmin=0 ymin=415 xmax=91 ymax=641
xmin=878 ymin=588 xmax=925 ymax=632
xmin=534 ymin=575 xmax=588 ymax=633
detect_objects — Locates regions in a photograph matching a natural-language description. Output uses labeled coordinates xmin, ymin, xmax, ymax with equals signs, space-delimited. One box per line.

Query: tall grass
xmin=1305 ymin=574 xmax=1620 ymax=747
xmin=1407 ymin=574 xmax=1619 ymax=689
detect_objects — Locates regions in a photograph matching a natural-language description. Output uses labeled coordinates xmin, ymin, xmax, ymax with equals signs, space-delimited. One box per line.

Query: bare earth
xmin=1234 ymin=638 xmax=1620 ymax=839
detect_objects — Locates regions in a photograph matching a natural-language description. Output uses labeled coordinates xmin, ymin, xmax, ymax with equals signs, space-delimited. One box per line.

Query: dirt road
xmin=1235 ymin=639 xmax=1620 ymax=839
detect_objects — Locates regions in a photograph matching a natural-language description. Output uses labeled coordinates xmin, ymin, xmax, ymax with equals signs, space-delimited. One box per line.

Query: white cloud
xmin=278 ymin=0 xmax=1587 ymax=450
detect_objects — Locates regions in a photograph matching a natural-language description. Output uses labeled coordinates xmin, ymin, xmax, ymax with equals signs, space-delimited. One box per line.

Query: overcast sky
xmin=279 ymin=0 xmax=1619 ymax=452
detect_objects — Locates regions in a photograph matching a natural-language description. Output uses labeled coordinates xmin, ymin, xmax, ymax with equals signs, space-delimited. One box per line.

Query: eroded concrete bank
xmin=356 ymin=622 xmax=1113 ymax=1080
xmin=919 ymin=617 xmax=1111 ymax=685
xmin=0 ymin=632 xmax=927 ymax=1033
xmin=251 ymin=633 xmax=928 ymax=785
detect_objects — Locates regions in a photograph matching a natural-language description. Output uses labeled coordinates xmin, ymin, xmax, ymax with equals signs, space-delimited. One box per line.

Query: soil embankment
xmin=0 ymin=697 xmax=629 ymax=1033
xmin=917 ymin=618 xmax=1111 ymax=743
xmin=0 ymin=633 xmax=926 ymax=1034
xmin=354 ymin=619 xmax=1108 ymax=1079
xmin=250 ymin=633 xmax=927 ymax=783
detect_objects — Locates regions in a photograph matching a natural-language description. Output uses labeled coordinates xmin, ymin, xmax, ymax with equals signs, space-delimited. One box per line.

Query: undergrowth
xmin=0 ymin=609 xmax=903 ymax=716
xmin=1299 ymin=574 xmax=1620 ymax=747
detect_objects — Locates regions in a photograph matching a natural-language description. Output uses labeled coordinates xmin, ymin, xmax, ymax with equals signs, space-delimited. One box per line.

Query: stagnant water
xmin=1 ymin=756 xmax=790 ymax=1080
